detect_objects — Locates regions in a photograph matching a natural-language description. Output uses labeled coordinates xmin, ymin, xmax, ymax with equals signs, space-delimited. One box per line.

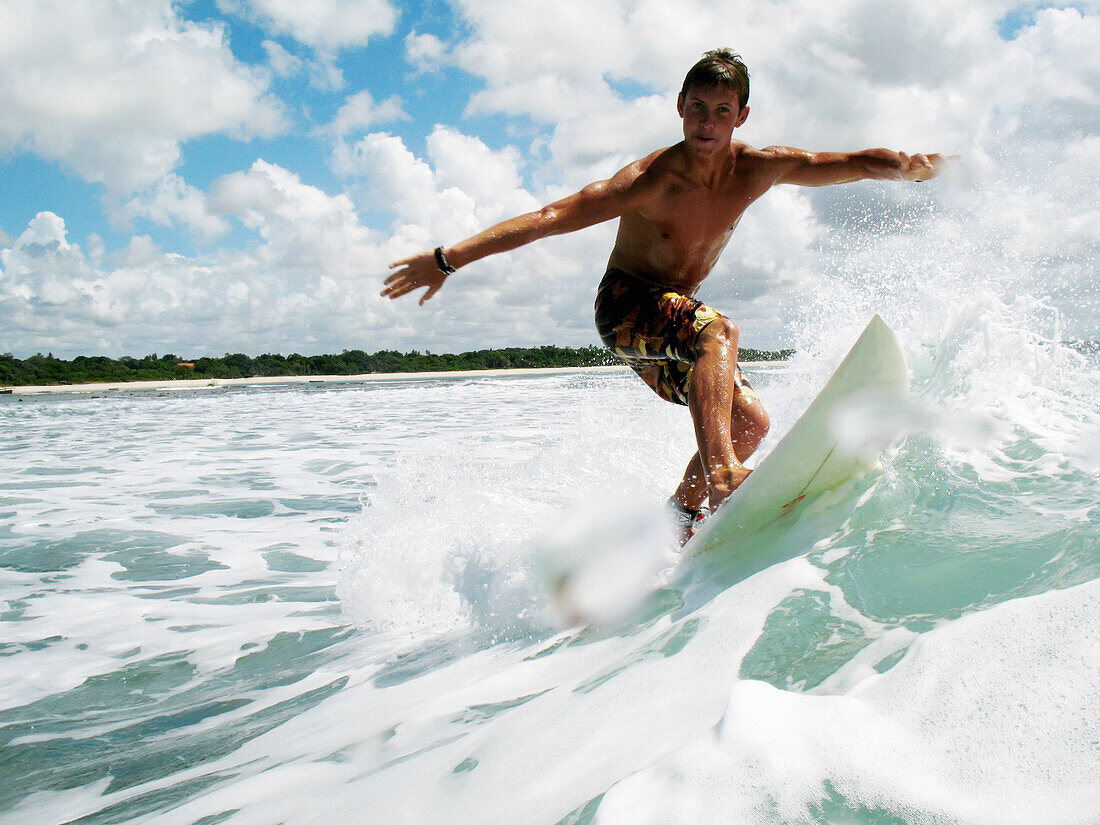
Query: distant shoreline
xmin=2 ymin=365 xmax=627 ymax=396
xmin=1 ymin=344 xmax=795 ymax=392
xmin=2 ymin=362 xmax=784 ymax=396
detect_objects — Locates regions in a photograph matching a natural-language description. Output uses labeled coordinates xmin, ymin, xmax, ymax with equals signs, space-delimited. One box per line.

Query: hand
xmin=381 ymin=251 xmax=449 ymax=304
xmin=898 ymin=152 xmax=950 ymax=182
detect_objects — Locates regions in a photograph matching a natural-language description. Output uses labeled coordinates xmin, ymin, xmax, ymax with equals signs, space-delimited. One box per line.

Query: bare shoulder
xmin=734 ymin=143 xmax=812 ymax=188
xmin=755 ymin=144 xmax=807 ymax=157
xmin=738 ymin=143 xmax=811 ymax=168
xmin=624 ymin=146 xmax=680 ymax=179
xmin=604 ymin=146 xmax=679 ymax=197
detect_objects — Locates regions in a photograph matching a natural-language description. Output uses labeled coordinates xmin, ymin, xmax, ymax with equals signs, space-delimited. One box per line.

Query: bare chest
xmin=655 ymin=179 xmax=754 ymax=237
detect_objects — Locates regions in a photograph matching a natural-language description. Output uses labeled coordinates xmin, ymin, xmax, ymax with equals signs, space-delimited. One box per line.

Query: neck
xmin=681 ymin=142 xmax=732 ymax=185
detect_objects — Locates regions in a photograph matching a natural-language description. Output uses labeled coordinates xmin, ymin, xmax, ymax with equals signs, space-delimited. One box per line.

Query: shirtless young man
xmin=382 ymin=49 xmax=944 ymax=541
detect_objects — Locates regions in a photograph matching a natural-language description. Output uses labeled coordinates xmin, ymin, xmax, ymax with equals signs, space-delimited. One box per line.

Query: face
xmin=677 ymin=86 xmax=749 ymax=157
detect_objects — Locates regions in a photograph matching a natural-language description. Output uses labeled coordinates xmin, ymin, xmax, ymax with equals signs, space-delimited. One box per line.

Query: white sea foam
xmin=594 ymin=579 xmax=1100 ymax=825
xmin=336 ymin=371 xmax=710 ymax=638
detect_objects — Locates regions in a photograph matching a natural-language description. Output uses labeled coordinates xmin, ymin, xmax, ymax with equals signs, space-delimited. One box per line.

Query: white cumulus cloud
xmin=113 ymin=174 xmax=231 ymax=244
xmin=0 ymin=0 xmax=286 ymax=191
xmin=262 ymin=39 xmax=304 ymax=77
xmin=209 ymin=159 xmax=383 ymax=280
xmin=335 ymin=127 xmax=540 ymax=245
xmin=1 ymin=168 xmax=404 ymax=357
xmin=324 ymin=90 xmax=411 ymax=137
xmin=405 ymin=31 xmax=449 ymax=74
xmin=218 ymin=0 xmax=399 ymax=50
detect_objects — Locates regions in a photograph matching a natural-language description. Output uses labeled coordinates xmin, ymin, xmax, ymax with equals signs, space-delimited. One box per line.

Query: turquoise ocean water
xmin=2 ymin=249 xmax=1100 ymax=824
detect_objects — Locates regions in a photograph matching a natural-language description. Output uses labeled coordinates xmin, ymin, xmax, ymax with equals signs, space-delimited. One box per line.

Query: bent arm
xmin=765 ymin=146 xmax=946 ymax=187
xmin=383 ymin=162 xmax=650 ymax=303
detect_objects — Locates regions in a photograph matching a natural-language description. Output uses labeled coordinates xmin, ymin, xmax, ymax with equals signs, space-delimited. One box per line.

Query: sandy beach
xmin=1 ymin=365 xmax=633 ymax=396
xmin=2 ymin=362 xmax=785 ymax=396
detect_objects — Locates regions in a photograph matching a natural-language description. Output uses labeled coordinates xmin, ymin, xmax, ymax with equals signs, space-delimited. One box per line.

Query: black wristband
xmin=434 ymin=247 xmax=456 ymax=276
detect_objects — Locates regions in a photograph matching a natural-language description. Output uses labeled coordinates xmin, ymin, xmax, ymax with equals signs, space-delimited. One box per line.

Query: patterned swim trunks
xmin=594 ymin=268 xmax=754 ymax=406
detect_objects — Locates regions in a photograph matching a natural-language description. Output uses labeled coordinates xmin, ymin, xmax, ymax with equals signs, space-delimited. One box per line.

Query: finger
xmin=389 ymin=258 xmax=411 ymax=269
xmin=383 ymin=270 xmax=404 ymax=286
xmin=382 ymin=278 xmax=411 ymax=297
xmin=419 ymin=284 xmax=440 ymax=305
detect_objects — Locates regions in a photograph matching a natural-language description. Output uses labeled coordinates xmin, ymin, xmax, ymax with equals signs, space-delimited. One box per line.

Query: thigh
xmin=595 ymin=270 xmax=733 ymax=407
xmin=629 ymin=360 xmax=694 ymax=405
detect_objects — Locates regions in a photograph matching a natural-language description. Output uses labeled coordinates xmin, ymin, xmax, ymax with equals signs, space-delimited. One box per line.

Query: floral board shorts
xmin=594 ymin=268 xmax=755 ymax=406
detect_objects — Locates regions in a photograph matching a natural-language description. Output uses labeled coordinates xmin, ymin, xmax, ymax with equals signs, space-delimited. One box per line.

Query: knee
xmin=698 ymin=317 xmax=740 ymax=353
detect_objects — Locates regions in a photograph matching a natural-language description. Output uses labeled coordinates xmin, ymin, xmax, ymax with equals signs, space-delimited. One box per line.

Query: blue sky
xmin=1 ymin=1 xmax=1097 ymax=358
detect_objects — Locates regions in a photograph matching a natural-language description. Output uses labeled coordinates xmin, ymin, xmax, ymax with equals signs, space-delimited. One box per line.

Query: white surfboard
xmin=688 ymin=315 xmax=909 ymax=561
xmin=539 ymin=316 xmax=908 ymax=626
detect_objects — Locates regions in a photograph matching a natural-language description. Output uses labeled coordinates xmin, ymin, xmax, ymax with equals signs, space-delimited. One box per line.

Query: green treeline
xmin=1 ymin=345 xmax=793 ymax=387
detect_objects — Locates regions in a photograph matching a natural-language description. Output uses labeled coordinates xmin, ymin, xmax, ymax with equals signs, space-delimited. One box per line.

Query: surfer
xmin=382 ymin=48 xmax=945 ymax=542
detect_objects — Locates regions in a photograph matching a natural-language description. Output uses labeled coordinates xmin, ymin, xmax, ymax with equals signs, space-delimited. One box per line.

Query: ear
xmin=676 ymin=92 xmax=685 ymax=118
xmin=735 ymin=105 xmax=750 ymax=128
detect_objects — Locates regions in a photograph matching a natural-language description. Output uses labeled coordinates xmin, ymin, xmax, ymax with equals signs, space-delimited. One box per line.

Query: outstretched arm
xmin=762 ymin=146 xmax=948 ymax=187
xmin=382 ymin=161 xmax=651 ymax=304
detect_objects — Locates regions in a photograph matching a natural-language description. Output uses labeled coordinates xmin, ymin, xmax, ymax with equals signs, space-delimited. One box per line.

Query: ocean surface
xmin=1 ymin=307 xmax=1099 ymax=824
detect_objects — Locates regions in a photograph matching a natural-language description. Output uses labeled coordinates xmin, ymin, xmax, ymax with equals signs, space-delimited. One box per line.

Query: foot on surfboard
xmin=707 ymin=466 xmax=753 ymax=512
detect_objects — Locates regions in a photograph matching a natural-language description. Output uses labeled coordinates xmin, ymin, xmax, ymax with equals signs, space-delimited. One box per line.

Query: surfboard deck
xmin=687 ymin=315 xmax=909 ymax=563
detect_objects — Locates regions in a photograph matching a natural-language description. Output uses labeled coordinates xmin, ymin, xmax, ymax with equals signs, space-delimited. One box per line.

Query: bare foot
xmin=708 ymin=465 xmax=752 ymax=512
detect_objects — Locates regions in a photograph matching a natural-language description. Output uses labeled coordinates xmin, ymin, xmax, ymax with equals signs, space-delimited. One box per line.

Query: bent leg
xmin=688 ymin=317 xmax=751 ymax=510
xmin=592 ymin=272 xmax=768 ymax=518
xmin=673 ymin=384 xmax=770 ymax=512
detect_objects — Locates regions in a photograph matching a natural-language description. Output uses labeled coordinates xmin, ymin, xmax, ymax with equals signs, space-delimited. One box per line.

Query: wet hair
xmin=680 ymin=48 xmax=750 ymax=110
